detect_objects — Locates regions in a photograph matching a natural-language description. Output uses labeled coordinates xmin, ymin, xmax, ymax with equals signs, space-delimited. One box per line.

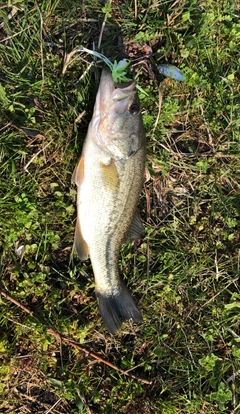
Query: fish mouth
xmin=95 ymin=69 xmax=136 ymax=114
xmin=92 ymin=69 xmax=139 ymax=154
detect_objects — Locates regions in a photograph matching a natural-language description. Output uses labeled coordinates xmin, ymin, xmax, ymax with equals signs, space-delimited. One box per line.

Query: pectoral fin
xmin=100 ymin=158 xmax=120 ymax=190
xmin=74 ymin=217 xmax=89 ymax=260
xmin=72 ymin=156 xmax=85 ymax=186
xmin=124 ymin=211 xmax=145 ymax=244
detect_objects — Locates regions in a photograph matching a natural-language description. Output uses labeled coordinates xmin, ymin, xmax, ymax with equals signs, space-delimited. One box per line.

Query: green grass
xmin=0 ymin=0 xmax=239 ymax=413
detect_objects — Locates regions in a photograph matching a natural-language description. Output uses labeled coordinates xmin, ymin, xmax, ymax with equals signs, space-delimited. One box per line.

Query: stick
xmin=134 ymin=0 xmax=138 ymax=19
xmin=24 ymin=140 xmax=53 ymax=172
xmin=97 ymin=0 xmax=113 ymax=50
xmin=201 ymin=278 xmax=239 ymax=308
xmin=0 ymin=290 xmax=152 ymax=385
xmin=151 ymin=86 xmax=163 ymax=137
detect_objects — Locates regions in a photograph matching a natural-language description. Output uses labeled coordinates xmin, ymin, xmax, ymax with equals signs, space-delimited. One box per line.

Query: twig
xmin=134 ymin=0 xmax=138 ymax=19
xmin=5 ymin=316 xmax=34 ymax=330
xmin=43 ymin=41 xmax=61 ymax=48
xmin=144 ymin=175 xmax=151 ymax=293
xmin=0 ymin=122 xmax=12 ymax=132
xmin=227 ymin=369 xmax=240 ymax=384
xmin=13 ymin=385 xmax=49 ymax=410
xmin=238 ymin=249 xmax=240 ymax=276
xmin=230 ymin=403 xmax=240 ymax=414
xmin=151 ymin=86 xmax=163 ymax=137
xmin=44 ymin=398 xmax=62 ymax=414
xmin=78 ymin=62 xmax=95 ymax=82
xmin=24 ymin=140 xmax=53 ymax=172
xmin=76 ymin=390 xmax=93 ymax=414
xmin=0 ymin=289 xmax=152 ymax=385
xmin=157 ymin=141 xmax=177 ymax=156
xmin=98 ymin=0 xmax=113 ymax=50
xmin=98 ymin=12 xmax=108 ymax=50
xmin=201 ymin=278 xmax=239 ymax=308
xmin=215 ymin=250 xmax=220 ymax=281
xmin=0 ymin=6 xmax=20 ymax=29
xmin=0 ymin=26 xmax=30 ymax=43
xmin=62 ymin=49 xmax=80 ymax=74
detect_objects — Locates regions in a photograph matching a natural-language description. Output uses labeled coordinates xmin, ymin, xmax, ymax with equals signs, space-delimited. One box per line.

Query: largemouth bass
xmin=72 ymin=69 xmax=146 ymax=334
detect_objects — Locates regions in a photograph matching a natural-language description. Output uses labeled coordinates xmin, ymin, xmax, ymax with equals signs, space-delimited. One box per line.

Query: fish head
xmin=92 ymin=69 xmax=145 ymax=160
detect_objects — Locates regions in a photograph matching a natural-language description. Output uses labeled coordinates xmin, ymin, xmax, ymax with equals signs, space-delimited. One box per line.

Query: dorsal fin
xmin=124 ymin=211 xmax=145 ymax=244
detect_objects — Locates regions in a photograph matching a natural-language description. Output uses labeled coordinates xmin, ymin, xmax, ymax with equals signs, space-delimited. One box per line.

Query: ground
xmin=0 ymin=1 xmax=239 ymax=413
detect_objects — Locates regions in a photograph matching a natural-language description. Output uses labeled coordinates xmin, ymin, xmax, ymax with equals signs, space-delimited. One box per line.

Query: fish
xmin=71 ymin=69 xmax=146 ymax=334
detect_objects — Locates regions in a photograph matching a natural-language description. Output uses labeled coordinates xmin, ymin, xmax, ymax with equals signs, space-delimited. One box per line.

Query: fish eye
xmin=129 ymin=103 xmax=139 ymax=115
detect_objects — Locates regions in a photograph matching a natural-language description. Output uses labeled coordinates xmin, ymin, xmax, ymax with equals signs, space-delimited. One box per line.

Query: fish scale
xmin=89 ymin=155 xmax=144 ymax=291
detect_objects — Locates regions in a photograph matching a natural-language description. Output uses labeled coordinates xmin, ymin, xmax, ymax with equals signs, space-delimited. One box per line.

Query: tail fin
xmin=95 ymin=283 xmax=143 ymax=334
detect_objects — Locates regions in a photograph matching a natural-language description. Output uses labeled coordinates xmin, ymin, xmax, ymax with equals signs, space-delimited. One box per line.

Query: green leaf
xmin=180 ymin=49 xmax=190 ymax=58
xmin=199 ymin=353 xmax=218 ymax=371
